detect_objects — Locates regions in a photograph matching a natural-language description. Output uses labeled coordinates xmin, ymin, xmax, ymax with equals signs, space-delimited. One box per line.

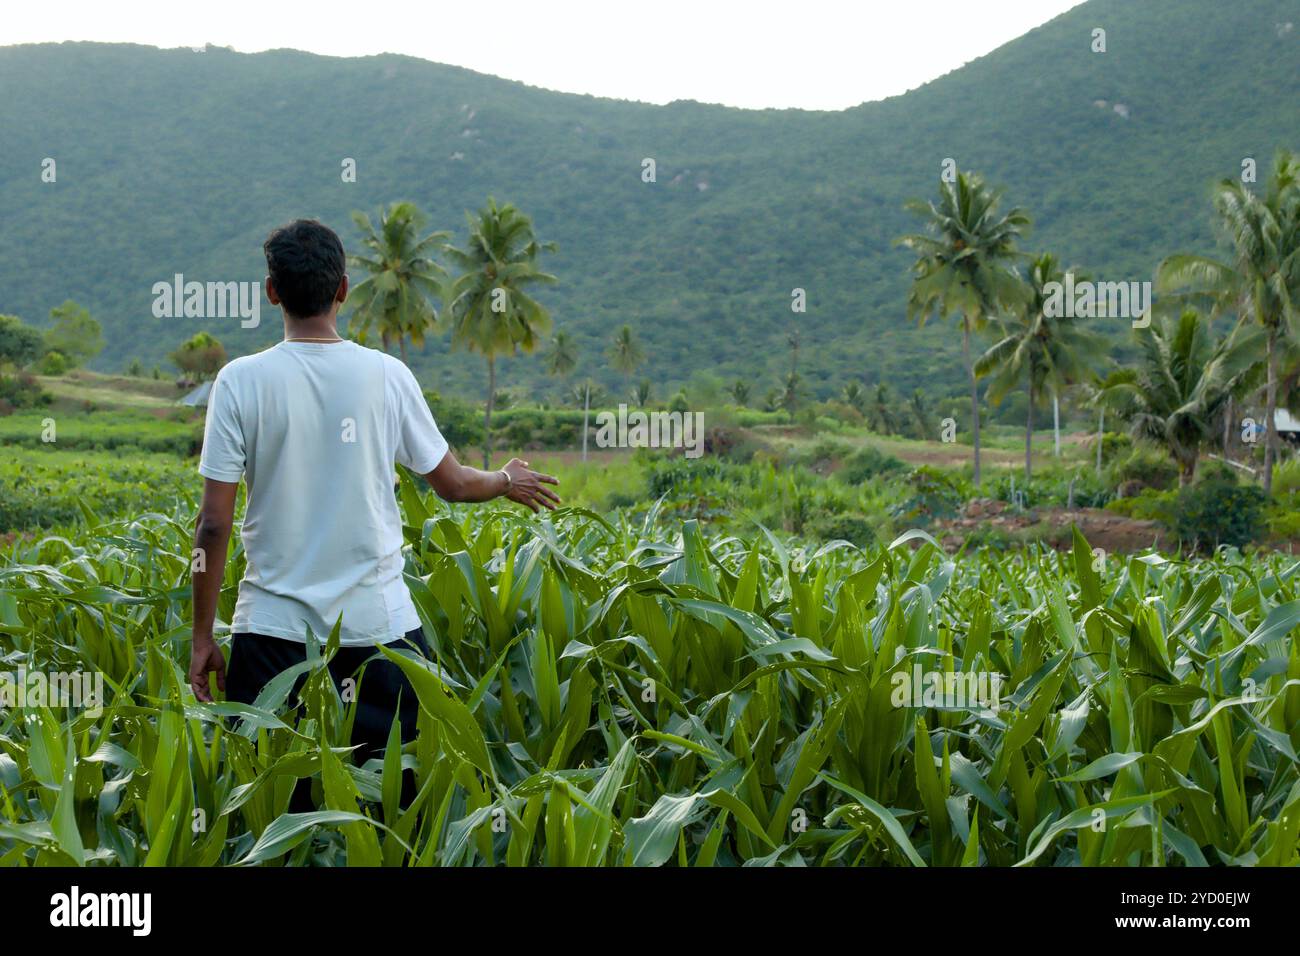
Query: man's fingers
xmin=535 ymin=472 xmax=559 ymax=485
xmin=214 ymin=653 xmax=227 ymax=692
xmin=191 ymin=670 xmax=211 ymax=703
xmin=536 ymin=485 xmax=562 ymax=505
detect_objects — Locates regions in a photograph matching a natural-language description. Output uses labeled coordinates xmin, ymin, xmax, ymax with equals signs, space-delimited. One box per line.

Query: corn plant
xmin=1 ymin=474 xmax=1298 ymax=866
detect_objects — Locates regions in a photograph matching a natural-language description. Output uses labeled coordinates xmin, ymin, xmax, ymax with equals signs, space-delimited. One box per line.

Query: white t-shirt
xmin=198 ymin=340 xmax=448 ymax=646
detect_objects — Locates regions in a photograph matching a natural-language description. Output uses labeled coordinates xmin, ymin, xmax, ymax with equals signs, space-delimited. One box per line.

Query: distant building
xmin=177 ymin=380 xmax=212 ymax=408
xmin=1277 ymin=408 xmax=1300 ymax=443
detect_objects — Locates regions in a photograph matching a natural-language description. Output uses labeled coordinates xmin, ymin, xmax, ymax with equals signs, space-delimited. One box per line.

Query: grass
xmin=35 ymin=369 xmax=179 ymax=410
xmin=1 ymin=474 xmax=1298 ymax=867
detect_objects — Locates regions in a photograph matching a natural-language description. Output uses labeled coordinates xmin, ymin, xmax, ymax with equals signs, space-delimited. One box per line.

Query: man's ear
xmin=265 ymin=277 xmax=281 ymax=306
xmin=335 ymin=274 xmax=349 ymax=304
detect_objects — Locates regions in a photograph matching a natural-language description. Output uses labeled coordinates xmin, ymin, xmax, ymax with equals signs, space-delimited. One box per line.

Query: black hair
xmin=262 ymin=219 xmax=346 ymax=319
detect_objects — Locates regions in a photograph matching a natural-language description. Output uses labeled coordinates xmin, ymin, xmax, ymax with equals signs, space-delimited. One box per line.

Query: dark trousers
xmin=226 ymin=627 xmax=430 ymax=810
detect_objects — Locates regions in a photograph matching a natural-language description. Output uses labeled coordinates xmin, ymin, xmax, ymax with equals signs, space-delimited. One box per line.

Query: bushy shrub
xmin=837 ymin=445 xmax=906 ymax=485
xmin=1265 ymin=504 xmax=1300 ymax=541
xmin=644 ymin=455 xmax=729 ymax=498
xmin=0 ymin=371 xmax=51 ymax=410
xmin=424 ymin=391 xmax=485 ymax=452
xmin=1271 ymin=457 xmax=1300 ymax=498
xmin=891 ymin=467 xmax=969 ymax=526
xmin=38 ymin=350 xmax=69 ymax=376
xmin=1106 ymin=487 xmax=1178 ymax=525
xmin=798 ymin=438 xmax=851 ymax=474
xmin=808 ymin=512 xmax=877 ymax=548
xmin=1173 ymin=473 xmax=1266 ymax=551
xmin=492 ymin=407 xmax=582 ymax=450
xmin=1108 ymin=447 xmax=1179 ymax=492
xmin=990 ymin=470 xmax=1111 ymax=509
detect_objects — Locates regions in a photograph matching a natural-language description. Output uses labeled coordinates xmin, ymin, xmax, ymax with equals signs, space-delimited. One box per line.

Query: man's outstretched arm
xmin=189 ymin=477 xmax=238 ymax=702
xmin=425 ymin=452 xmax=561 ymax=513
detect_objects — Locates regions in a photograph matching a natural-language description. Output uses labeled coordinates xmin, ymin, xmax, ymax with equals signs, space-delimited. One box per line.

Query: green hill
xmin=1 ymin=0 xmax=1297 ymax=402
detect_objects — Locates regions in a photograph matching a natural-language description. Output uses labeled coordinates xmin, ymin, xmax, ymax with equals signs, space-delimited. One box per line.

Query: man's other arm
xmin=424 ymin=453 xmax=560 ymax=513
xmin=189 ymin=478 xmax=238 ymax=702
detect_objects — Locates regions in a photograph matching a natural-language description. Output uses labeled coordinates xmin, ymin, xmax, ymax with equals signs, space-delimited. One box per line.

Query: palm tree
xmin=345 ymin=203 xmax=449 ymax=364
xmin=975 ymin=254 xmax=1104 ymax=480
xmin=633 ymin=379 xmax=653 ymax=407
xmin=1098 ymin=310 xmax=1263 ymax=486
xmin=545 ymin=330 xmax=578 ymax=379
xmin=728 ymin=379 xmax=751 ymax=407
xmin=608 ymin=324 xmax=645 ymax=391
xmin=785 ymin=328 xmax=801 ymax=412
xmin=908 ymin=388 xmax=935 ymax=440
xmin=570 ymin=380 xmax=602 ymax=461
xmin=780 ymin=371 xmax=801 ymax=416
xmin=841 ymin=381 xmax=867 ymax=414
xmin=1157 ymin=150 xmax=1300 ymax=495
xmin=445 ymin=198 xmax=557 ymax=467
xmin=898 ymin=170 xmax=1030 ymax=485
xmin=868 ymin=383 xmax=898 ymax=436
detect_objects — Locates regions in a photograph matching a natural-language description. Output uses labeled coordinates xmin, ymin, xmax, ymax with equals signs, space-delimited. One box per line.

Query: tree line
xmin=895 ymin=151 xmax=1300 ymax=496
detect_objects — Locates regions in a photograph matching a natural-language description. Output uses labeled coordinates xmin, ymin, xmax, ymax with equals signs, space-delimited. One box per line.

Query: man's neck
xmin=283 ymin=315 xmax=341 ymax=341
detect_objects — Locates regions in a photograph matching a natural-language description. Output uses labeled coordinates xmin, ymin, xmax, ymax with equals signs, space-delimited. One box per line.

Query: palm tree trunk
xmin=1096 ymin=405 xmax=1104 ymax=476
xmin=581 ymin=383 xmax=590 ymax=463
xmin=482 ymin=355 xmax=496 ymax=470
xmin=1025 ymin=385 xmax=1033 ymax=482
xmin=1052 ymin=393 xmax=1061 ymax=457
xmin=965 ymin=319 xmax=981 ymax=485
xmin=1223 ymin=398 xmax=1233 ymax=460
xmin=1264 ymin=332 xmax=1277 ymax=496
xmin=399 ymin=336 xmax=409 ymax=366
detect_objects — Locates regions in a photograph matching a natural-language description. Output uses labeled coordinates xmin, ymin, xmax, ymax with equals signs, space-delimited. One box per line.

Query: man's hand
xmin=502 ymin=458 xmax=561 ymax=513
xmin=426 ymin=451 xmax=561 ymax=509
xmin=189 ymin=636 xmax=227 ymax=703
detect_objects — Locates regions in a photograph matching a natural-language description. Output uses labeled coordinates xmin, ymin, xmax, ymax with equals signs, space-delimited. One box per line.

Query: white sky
xmin=5 ymin=0 xmax=1086 ymax=110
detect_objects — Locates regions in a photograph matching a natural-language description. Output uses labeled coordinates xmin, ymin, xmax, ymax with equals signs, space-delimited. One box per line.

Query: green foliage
xmin=345 ymin=202 xmax=448 ymax=359
xmin=1108 ymin=447 xmax=1180 ymax=492
xmin=4 ymin=487 xmax=1300 ymax=867
xmin=44 ymin=301 xmax=104 ymax=368
xmin=4 ymin=1 xmax=1295 ymax=400
xmin=169 ymin=331 xmax=226 ymax=382
xmin=38 ymin=350 xmax=69 ymax=376
xmin=0 ymin=371 xmax=51 ymax=413
xmin=989 ymin=470 xmax=1112 ymax=509
xmin=422 ymin=390 xmax=485 ymax=452
xmin=0 ymin=447 xmax=196 ymax=531
xmin=837 ymin=444 xmax=907 ymax=485
xmin=0 ymin=314 xmax=46 ymax=368
xmin=890 ymin=466 xmax=969 ymax=526
xmin=0 ymin=410 xmax=199 ymax=454
xmin=1105 ymin=488 xmax=1178 ymax=526
xmin=1173 ymin=473 xmax=1267 ymax=552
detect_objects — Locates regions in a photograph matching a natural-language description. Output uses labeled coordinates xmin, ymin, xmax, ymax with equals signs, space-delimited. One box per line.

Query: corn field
xmin=2 ymin=476 xmax=1299 ymax=867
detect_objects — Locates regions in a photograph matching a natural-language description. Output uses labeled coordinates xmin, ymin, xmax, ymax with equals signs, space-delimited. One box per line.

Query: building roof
xmin=177 ymin=380 xmax=213 ymax=407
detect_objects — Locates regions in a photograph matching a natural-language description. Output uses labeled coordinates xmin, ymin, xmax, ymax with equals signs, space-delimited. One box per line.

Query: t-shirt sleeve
xmin=393 ymin=363 xmax=449 ymax=474
xmin=198 ymin=368 xmax=246 ymax=482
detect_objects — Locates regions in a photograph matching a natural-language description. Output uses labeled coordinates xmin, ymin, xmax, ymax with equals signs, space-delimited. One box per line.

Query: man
xmin=188 ymin=219 xmax=559 ymax=765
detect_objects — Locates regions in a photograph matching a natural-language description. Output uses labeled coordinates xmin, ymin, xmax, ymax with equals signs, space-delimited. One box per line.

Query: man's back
xmin=199 ymin=340 xmax=447 ymax=645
